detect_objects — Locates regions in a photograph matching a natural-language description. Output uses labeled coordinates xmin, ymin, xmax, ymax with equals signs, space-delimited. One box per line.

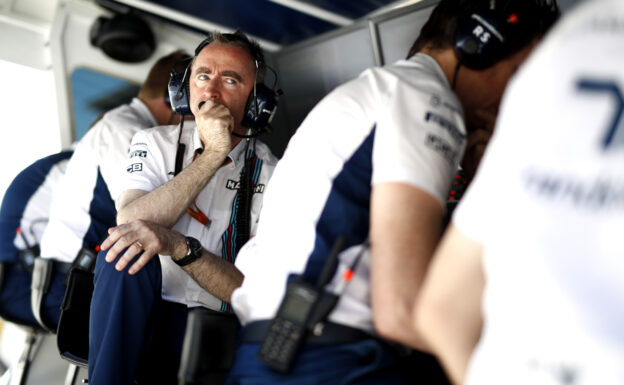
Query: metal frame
xmin=268 ymin=0 xmax=353 ymax=26
xmin=273 ymin=0 xmax=438 ymax=60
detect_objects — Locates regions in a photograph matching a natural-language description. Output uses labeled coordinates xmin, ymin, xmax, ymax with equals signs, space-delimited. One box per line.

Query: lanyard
xmin=187 ymin=201 xmax=210 ymax=227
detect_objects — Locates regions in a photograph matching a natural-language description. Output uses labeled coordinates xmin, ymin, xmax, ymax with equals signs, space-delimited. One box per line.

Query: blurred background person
xmin=417 ymin=1 xmax=624 ymax=384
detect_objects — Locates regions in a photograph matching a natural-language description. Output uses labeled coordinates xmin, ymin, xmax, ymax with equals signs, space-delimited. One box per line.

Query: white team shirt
xmin=453 ymin=1 xmax=624 ymax=383
xmin=233 ymin=53 xmax=466 ymax=332
xmin=123 ymin=122 xmax=278 ymax=310
xmin=41 ymin=98 xmax=157 ymax=262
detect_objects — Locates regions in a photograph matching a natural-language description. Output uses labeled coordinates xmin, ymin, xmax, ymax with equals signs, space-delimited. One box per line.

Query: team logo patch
xmin=425 ymin=134 xmax=459 ymax=165
xmin=425 ymin=111 xmax=466 ymax=144
xmin=127 ymin=163 xmax=143 ymax=173
xmin=129 ymin=150 xmax=147 ymax=158
xmin=225 ymin=179 xmax=265 ymax=193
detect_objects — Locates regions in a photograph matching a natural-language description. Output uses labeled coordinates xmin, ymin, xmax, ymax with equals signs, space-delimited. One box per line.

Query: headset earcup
xmin=167 ymin=71 xmax=191 ymax=115
xmin=454 ymin=10 xmax=506 ymax=70
xmin=241 ymin=83 xmax=279 ymax=133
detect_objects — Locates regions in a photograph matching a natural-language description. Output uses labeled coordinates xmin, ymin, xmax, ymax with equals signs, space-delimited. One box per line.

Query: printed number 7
xmin=577 ymin=79 xmax=624 ymax=149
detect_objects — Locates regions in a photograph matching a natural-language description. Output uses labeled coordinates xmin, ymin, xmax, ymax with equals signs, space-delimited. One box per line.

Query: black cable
xmin=174 ymin=117 xmax=186 ymax=176
xmin=234 ymin=138 xmax=255 ymax=254
xmin=452 ymin=60 xmax=462 ymax=90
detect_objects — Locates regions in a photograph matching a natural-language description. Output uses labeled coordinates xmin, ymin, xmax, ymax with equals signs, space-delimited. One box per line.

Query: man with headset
xmin=226 ymin=0 xmax=559 ymax=384
xmin=418 ymin=0 xmax=624 ymax=384
xmin=30 ymin=51 xmax=186 ymax=333
xmin=90 ymin=30 xmax=279 ymax=385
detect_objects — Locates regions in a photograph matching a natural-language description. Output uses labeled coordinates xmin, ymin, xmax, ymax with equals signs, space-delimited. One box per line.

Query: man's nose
xmin=204 ymin=77 xmax=221 ymax=100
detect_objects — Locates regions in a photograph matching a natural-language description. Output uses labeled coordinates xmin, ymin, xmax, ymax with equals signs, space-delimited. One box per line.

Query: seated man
xmin=0 ymin=150 xmax=72 ymax=326
xmin=417 ymin=0 xmax=624 ymax=384
xmin=33 ymin=51 xmax=185 ymax=331
xmin=91 ymin=30 xmax=279 ymax=385
xmin=225 ymin=0 xmax=559 ymax=384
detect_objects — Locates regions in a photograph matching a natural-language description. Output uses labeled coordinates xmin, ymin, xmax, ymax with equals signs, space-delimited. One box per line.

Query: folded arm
xmin=116 ymin=149 xmax=227 ymax=227
xmin=117 ymin=101 xmax=234 ymax=227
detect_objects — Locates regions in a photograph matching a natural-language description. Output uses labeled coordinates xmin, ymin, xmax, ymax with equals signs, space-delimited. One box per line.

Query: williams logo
xmin=226 ymin=179 xmax=265 ymax=193
xmin=129 ymin=150 xmax=147 ymax=158
xmin=425 ymin=111 xmax=466 ymax=144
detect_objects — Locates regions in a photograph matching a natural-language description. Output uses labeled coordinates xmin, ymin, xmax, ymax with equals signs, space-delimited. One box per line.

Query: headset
xmin=167 ymin=33 xmax=281 ymax=136
xmin=453 ymin=0 xmax=518 ymax=70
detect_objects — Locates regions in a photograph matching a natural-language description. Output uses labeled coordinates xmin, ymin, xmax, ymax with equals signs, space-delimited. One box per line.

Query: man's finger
xmin=101 ymin=226 xmax=125 ymax=251
xmin=104 ymin=231 xmax=137 ymax=263
xmin=114 ymin=241 xmax=144 ymax=271
xmin=128 ymin=249 xmax=157 ymax=275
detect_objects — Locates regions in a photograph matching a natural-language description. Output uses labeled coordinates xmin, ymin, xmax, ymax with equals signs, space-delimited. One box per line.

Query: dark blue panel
xmin=145 ymin=0 xmax=336 ymax=45
xmin=303 ymin=126 xmax=375 ymax=284
xmin=83 ymin=168 xmax=116 ymax=249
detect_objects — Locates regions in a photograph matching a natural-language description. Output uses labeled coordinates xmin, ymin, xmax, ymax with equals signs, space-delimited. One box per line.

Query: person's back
xmin=0 ymin=151 xmax=72 ymax=326
xmin=417 ymin=0 xmax=624 ymax=383
xmin=454 ymin=1 xmax=624 ymax=382
xmin=233 ymin=51 xmax=464 ymax=329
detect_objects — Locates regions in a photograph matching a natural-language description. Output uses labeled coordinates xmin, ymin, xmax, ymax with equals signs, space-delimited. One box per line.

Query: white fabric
xmin=41 ymin=98 xmax=158 ymax=262
xmin=123 ymin=123 xmax=278 ymax=309
xmin=13 ymin=158 xmax=70 ymax=250
xmin=232 ymin=53 xmax=466 ymax=332
xmin=453 ymin=1 xmax=624 ymax=383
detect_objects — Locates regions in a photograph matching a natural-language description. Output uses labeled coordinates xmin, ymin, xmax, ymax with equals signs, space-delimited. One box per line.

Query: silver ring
xmin=135 ymin=241 xmax=143 ymax=249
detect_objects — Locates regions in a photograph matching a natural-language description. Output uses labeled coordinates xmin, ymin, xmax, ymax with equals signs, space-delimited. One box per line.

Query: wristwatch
xmin=174 ymin=236 xmax=203 ymax=267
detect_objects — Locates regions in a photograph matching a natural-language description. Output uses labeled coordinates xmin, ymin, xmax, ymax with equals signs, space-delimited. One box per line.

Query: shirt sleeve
xmin=372 ymin=75 xmax=466 ymax=205
xmin=121 ymin=129 xmax=170 ymax=195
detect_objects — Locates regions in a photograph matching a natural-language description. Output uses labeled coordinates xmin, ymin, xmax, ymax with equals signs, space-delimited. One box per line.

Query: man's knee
xmin=95 ymin=249 xmax=160 ymax=284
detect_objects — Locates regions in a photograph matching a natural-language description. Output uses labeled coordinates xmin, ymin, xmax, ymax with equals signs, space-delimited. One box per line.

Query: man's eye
xmin=224 ymin=78 xmax=237 ymax=85
xmin=198 ymin=74 xmax=209 ymax=81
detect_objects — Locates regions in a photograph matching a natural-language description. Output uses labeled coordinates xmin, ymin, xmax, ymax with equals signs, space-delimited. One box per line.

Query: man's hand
xmin=195 ymin=100 xmax=233 ymax=156
xmin=101 ymin=220 xmax=188 ymax=275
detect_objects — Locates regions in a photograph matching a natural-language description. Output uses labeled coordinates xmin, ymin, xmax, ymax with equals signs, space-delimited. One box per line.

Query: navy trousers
xmin=88 ymin=251 xmax=188 ymax=385
xmin=0 ymin=262 xmax=65 ymax=329
xmin=225 ymin=339 xmax=417 ymax=385
xmin=226 ymin=335 xmax=451 ymax=385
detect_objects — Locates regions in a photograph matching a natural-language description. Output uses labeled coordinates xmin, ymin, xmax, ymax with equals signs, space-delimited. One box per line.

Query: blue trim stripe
xmin=220 ymin=151 xmax=263 ymax=312
xmin=303 ymin=127 xmax=376 ymax=284
xmin=83 ymin=167 xmax=117 ymax=250
xmin=0 ymin=151 xmax=73 ymax=260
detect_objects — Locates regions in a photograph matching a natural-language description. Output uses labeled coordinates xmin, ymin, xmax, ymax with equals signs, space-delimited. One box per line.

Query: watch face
xmin=176 ymin=237 xmax=203 ymax=267
xmin=188 ymin=237 xmax=202 ymax=256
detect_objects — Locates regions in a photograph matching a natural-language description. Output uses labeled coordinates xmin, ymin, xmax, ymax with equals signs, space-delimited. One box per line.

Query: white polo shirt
xmin=41 ymin=98 xmax=158 ymax=263
xmin=123 ymin=122 xmax=278 ymax=310
xmin=453 ymin=1 xmax=624 ymax=383
xmin=232 ymin=53 xmax=466 ymax=333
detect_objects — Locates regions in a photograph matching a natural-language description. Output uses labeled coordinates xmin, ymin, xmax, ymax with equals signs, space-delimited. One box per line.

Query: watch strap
xmin=174 ymin=237 xmax=202 ymax=267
